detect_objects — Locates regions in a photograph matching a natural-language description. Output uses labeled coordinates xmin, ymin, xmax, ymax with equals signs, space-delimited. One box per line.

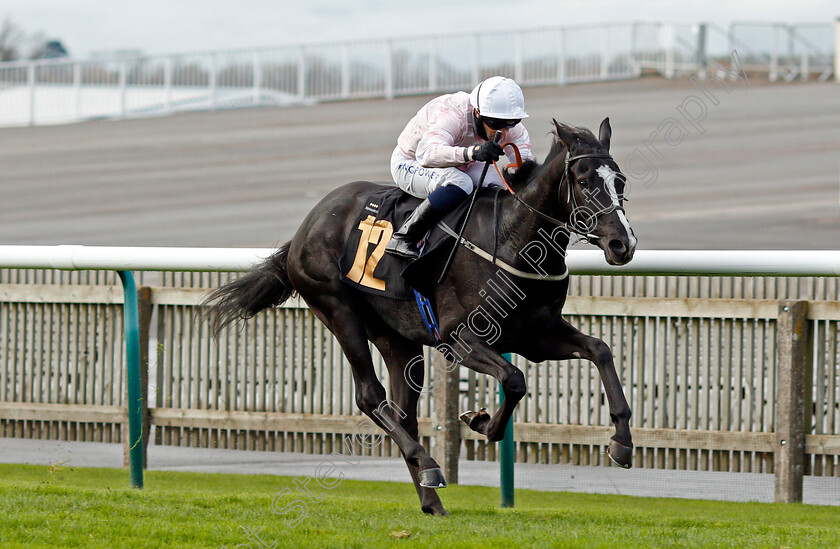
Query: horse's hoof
xmin=421 ymin=505 xmax=450 ymax=516
xmin=419 ymin=468 xmax=447 ymax=489
xmin=607 ymin=439 xmax=633 ymax=469
xmin=459 ymin=408 xmax=491 ymax=435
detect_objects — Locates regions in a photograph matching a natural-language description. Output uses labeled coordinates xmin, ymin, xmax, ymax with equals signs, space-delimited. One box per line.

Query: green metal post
xmin=500 ymin=353 xmax=514 ymax=507
xmin=117 ymin=271 xmax=144 ymax=489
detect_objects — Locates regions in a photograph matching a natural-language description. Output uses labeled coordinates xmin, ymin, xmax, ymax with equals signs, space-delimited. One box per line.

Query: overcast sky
xmin=3 ymin=0 xmax=838 ymax=58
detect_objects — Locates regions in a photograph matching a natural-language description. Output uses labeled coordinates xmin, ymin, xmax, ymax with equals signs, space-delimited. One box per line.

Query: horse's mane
xmin=506 ymin=123 xmax=602 ymax=190
xmin=506 ymin=159 xmax=539 ymax=189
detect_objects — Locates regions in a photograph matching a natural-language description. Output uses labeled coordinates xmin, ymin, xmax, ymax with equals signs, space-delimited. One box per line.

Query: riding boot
xmin=384 ymin=198 xmax=441 ymax=259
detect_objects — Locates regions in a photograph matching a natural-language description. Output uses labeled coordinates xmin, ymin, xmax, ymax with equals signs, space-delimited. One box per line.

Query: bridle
xmin=440 ymin=149 xmax=627 ymax=282
xmin=503 ymin=150 xmax=627 ymax=240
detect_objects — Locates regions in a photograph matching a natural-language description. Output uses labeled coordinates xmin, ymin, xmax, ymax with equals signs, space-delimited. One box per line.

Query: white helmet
xmin=469 ymin=76 xmax=529 ymax=120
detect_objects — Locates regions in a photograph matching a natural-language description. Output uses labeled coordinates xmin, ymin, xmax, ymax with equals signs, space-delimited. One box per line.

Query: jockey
xmin=384 ymin=76 xmax=534 ymax=259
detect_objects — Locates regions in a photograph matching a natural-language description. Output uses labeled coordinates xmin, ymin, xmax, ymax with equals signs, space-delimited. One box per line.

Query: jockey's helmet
xmin=469 ymin=76 xmax=529 ymax=120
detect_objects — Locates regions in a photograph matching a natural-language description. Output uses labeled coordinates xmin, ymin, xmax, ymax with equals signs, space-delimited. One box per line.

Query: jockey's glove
xmin=471 ymin=141 xmax=504 ymax=163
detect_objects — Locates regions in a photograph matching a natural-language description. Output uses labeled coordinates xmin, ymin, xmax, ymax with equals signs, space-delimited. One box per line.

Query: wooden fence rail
xmin=1 ymin=272 xmax=839 ymax=503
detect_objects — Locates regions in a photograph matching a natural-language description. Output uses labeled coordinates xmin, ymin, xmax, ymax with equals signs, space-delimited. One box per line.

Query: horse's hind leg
xmin=300 ymin=293 xmax=445 ymax=490
xmin=373 ymin=332 xmax=448 ymax=516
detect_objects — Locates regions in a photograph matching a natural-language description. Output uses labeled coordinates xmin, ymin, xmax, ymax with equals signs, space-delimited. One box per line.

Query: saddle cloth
xmin=339 ymin=186 xmax=475 ymax=300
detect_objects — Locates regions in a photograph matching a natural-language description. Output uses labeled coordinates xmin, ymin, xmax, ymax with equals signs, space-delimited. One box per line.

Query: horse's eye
xmin=579 ymin=179 xmax=589 ymax=188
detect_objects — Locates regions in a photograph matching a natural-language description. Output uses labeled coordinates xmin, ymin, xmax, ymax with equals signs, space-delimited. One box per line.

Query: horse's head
xmin=551 ymin=118 xmax=637 ymax=265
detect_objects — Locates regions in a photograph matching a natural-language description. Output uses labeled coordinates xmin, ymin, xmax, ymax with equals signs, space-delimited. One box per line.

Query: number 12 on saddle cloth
xmin=345 ymin=215 xmax=394 ymax=292
xmin=339 ymin=187 xmax=427 ymax=300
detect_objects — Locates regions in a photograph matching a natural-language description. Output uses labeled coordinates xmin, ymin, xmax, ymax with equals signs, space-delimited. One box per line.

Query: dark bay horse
xmin=205 ymin=118 xmax=637 ymax=516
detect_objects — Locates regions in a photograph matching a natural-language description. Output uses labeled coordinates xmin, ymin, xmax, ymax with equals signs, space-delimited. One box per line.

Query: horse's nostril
xmin=609 ymin=240 xmax=627 ymax=255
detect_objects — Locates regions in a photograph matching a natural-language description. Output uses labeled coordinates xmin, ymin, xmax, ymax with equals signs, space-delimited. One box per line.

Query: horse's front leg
xmin=526 ymin=316 xmax=633 ymax=468
xmin=455 ymin=334 xmax=526 ymax=443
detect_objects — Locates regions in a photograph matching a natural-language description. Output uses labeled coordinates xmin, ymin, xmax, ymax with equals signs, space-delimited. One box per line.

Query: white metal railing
xmin=728 ymin=21 xmax=835 ymax=82
xmin=0 ymin=23 xmax=645 ymax=127
xmin=1 ymin=246 xmax=839 ymax=276
xmin=0 ymin=245 xmax=271 ymax=272
xmin=1 ymin=20 xmax=834 ymax=128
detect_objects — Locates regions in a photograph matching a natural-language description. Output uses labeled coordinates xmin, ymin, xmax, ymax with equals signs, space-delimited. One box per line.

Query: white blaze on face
xmin=596 ymin=165 xmax=621 ymax=206
xmin=596 ymin=164 xmax=637 ymax=250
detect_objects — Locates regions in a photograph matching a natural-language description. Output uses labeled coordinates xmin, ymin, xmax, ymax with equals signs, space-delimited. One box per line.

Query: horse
xmin=204 ymin=117 xmax=637 ymax=516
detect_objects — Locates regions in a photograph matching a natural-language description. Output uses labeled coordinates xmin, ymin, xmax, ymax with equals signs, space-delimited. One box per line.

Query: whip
xmin=437 ymin=130 xmax=502 ymax=284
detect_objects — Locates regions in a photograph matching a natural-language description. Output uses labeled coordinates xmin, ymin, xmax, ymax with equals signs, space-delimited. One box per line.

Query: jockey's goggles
xmin=483 ymin=117 xmax=521 ymax=130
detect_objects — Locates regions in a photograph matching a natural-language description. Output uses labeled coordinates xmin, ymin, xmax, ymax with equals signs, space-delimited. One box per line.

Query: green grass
xmin=1 ymin=463 xmax=839 ymax=548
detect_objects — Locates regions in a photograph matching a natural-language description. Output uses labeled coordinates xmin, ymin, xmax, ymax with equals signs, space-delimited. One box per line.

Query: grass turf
xmin=1 ymin=463 xmax=838 ymax=548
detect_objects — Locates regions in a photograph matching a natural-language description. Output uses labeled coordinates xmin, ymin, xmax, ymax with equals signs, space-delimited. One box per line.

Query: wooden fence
xmin=1 ymin=270 xmax=838 ymax=496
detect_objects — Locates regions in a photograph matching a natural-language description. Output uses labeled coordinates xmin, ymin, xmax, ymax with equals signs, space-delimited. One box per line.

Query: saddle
xmin=339 ymin=187 xmax=472 ymax=299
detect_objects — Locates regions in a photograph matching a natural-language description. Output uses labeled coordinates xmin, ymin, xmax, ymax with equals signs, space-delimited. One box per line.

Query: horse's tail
xmin=203 ymin=242 xmax=296 ymax=338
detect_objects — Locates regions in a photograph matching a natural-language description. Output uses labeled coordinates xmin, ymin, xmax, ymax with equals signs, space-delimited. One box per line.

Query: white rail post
xmin=471 ymin=34 xmax=480 ymax=85
xmin=297 ymin=47 xmax=306 ymax=102
xmin=73 ymin=61 xmax=82 ymax=120
xmin=557 ymin=27 xmax=566 ymax=84
xmin=835 ymin=17 xmax=840 ymax=82
xmin=385 ymin=40 xmax=394 ymax=100
xmin=119 ymin=60 xmax=127 ymax=119
xmin=727 ymin=23 xmax=737 ymax=81
xmin=770 ymin=26 xmax=779 ymax=82
xmin=514 ymin=32 xmax=523 ymax=82
xmin=253 ymin=51 xmax=262 ymax=105
xmin=164 ymin=56 xmax=172 ymax=113
xmin=28 ymin=62 xmax=36 ymax=126
xmin=665 ymin=24 xmax=675 ymax=79
xmin=695 ymin=23 xmax=708 ymax=80
xmin=601 ymin=25 xmax=610 ymax=79
xmin=341 ymin=45 xmax=350 ymax=99
xmin=786 ymin=25 xmax=797 ymax=81
xmin=801 ymin=42 xmax=809 ymax=82
xmin=209 ymin=53 xmax=217 ymax=111
xmin=428 ymin=38 xmax=437 ymax=92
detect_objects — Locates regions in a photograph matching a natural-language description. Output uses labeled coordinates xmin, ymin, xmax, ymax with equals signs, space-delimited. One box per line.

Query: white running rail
xmin=1 ymin=245 xmax=839 ymax=277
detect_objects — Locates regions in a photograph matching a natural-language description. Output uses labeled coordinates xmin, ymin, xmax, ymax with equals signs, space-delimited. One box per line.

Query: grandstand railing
xmin=727 ymin=21 xmax=836 ymax=82
xmin=0 ymin=20 xmax=835 ymax=127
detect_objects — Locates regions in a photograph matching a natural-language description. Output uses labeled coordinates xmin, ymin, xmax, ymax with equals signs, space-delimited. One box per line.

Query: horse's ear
xmin=552 ymin=118 xmax=575 ymax=150
xmin=598 ymin=117 xmax=611 ymax=151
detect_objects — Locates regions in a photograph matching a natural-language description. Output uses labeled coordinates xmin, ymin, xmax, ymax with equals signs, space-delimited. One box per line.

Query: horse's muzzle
xmin=604 ymin=238 xmax=635 ymax=265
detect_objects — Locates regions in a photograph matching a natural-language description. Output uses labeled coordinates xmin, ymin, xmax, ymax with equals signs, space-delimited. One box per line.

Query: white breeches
xmin=390 ymin=147 xmax=506 ymax=199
